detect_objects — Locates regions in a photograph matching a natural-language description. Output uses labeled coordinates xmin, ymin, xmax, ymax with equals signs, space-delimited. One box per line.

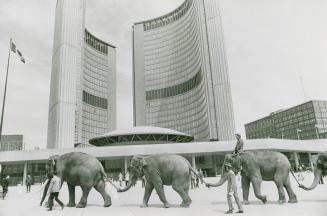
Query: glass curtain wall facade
xmin=0 ymin=135 xmax=23 ymax=151
xmin=47 ymin=0 xmax=116 ymax=149
xmin=133 ymin=0 xmax=235 ymax=141
xmin=245 ymin=101 xmax=327 ymax=140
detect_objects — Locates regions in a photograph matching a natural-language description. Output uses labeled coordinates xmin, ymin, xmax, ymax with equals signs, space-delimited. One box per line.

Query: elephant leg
xmin=283 ymin=176 xmax=298 ymax=203
xmin=153 ymin=182 xmax=169 ymax=208
xmin=141 ymin=182 xmax=154 ymax=208
xmin=172 ymin=184 xmax=192 ymax=207
xmin=274 ymin=181 xmax=286 ymax=204
xmin=251 ymin=178 xmax=267 ymax=204
xmin=241 ymin=176 xmax=250 ymax=205
xmin=77 ymin=186 xmax=91 ymax=208
xmin=94 ymin=179 xmax=112 ymax=207
xmin=67 ymin=183 xmax=76 ymax=207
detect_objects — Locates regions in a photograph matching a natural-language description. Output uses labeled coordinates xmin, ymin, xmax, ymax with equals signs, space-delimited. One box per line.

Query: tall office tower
xmin=47 ymin=0 xmax=116 ymax=149
xmin=133 ymin=0 xmax=235 ymax=141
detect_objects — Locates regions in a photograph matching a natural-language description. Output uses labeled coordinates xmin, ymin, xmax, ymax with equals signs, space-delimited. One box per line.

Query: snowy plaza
xmin=0 ymin=174 xmax=326 ymax=216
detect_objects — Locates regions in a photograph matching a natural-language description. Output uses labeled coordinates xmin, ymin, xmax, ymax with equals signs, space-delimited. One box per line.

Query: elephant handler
xmin=233 ymin=134 xmax=244 ymax=155
xmin=40 ymin=173 xmax=53 ymax=206
xmin=206 ymin=163 xmax=244 ymax=214
xmin=46 ymin=172 xmax=64 ymax=211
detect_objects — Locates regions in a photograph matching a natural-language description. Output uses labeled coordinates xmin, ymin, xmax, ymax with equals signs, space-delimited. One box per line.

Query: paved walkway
xmin=0 ymin=174 xmax=326 ymax=216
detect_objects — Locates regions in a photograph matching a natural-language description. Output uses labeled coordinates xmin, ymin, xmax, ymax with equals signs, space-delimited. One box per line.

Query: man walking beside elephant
xmin=206 ymin=163 xmax=243 ymax=214
xmin=46 ymin=172 xmax=64 ymax=211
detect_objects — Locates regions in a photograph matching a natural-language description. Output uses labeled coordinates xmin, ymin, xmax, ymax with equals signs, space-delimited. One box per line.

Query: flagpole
xmin=0 ymin=38 xmax=12 ymax=148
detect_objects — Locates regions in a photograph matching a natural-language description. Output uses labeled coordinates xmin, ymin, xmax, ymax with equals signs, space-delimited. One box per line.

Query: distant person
xmin=118 ymin=172 xmax=123 ymax=187
xmin=2 ymin=175 xmax=10 ymax=199
xmin=141 ymin=176 xmax=146 ymax=188
xmin=46 ymin=172 xmax=64 ymax=211
xmin=206 ymin=163 xmax=244 ymax=214
xmin=40 ymin=173 xmax=53 ymax=206
xmin=191 ymin=171 xmax=196 ymax=189
xmin=26 ymin=174 xmax=33 ymax=192
xmin=234 ymin=134 xmax=244 ymax=155
xmin=125 ymin=172 xmax=130 ymax=186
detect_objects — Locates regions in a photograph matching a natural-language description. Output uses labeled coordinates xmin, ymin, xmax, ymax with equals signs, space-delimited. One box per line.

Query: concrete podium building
xmin=47 ymin=0 xmax=116 ymax=149
xmin=133 ymin=0 xmax=235 ymax=141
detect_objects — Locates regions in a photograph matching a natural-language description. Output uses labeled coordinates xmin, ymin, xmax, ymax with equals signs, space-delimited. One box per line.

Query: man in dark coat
xmin=2 ymin=175 xmax=10 ymax=199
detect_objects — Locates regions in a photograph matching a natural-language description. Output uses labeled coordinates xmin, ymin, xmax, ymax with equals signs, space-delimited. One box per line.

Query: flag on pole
xmin=10 ymin=41 xmax=16 ymax=53
xmin=10 ymin=40 xmax=25 ymax=63
xmin=16 ymin=49 xmax=25 ymax=63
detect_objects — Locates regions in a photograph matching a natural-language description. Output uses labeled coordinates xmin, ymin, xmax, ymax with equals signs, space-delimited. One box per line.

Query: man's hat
xmin=225 ymin=163 xmax=232 ymax=168
xmin=235 ymin=133 xmax=241 ymax=138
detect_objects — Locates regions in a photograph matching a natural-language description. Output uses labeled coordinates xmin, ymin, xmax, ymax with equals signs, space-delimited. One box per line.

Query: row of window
xmin=146 ymin=69 xmax=202 ymax=101
xmin=143 ymin=0 xmax=192 ymax=31
xmin=82 ymin=90 xmax=108 ymax=109
xmin=84 ymin=29 xmax=108 ymax=54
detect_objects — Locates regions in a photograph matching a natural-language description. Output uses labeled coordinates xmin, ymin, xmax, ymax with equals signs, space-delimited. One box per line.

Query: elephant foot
xmin=67 ymin=202 xmax=76 ymax=207
xmin=261 ymin=196 xmax=267 ymax=204
xmin=140 ymin=203 xmax=148 ymax=208
xmin=278 ymin=199 xmax=286 ymax=204
xmin=104 ymin=202 xmax=112 ymax=207
xmin=163 ymin=203 xmax=170 ymax=208
xmin=76 ymin=203 xmax=87 ymax=208
xmin=243 ymin=200 xmax=250 ymax=205
xmin=180 ymin=199 xmax=192 ymax=207
xmin=288 ymin=198 xmax=298 ymax=203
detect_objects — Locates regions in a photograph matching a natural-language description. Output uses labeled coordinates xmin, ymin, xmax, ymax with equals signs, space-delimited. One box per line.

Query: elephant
xmin=117 ymin=154 xmax=202 ymax=208
xmin=300 ymin=151 xmax=327 ymax=191
xmin=45 ymin=152 xmax=112 ymax=208
xmin=219 ymin=150 xmax=298 ymax=204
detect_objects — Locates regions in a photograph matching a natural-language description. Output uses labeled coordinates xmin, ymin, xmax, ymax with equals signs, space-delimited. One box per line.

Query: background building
xmin=245 ymin=100 xmax=327 ymax=140
xmin=0 ymin=135 xmax=24 ymax=151
xmin=47 ymin=0 xmax=116 ymax=149
xmin=133 ymin=0 xmax=235 ymax=141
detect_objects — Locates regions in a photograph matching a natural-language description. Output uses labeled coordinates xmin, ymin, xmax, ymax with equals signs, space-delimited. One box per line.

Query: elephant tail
xmin=101 ymin=170 xmax=119 ymax=190
xmin=189 ymin=166 xmax=206 ymax=184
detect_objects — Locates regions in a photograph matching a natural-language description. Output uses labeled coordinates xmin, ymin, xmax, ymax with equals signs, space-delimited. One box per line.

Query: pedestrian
xmin=141 ymin=176 xmax=146 ymax=188
xmin=196 ymin=176 xmax=199 ymax=188
xmin=233 ymin=134 xmax=244 ymax=155
xmin=26 ymin=174 xmax=33 ymax=192
xmin=125 ymin=172 xmax=129 ymax=186
xmin=2 ymin=175 xmax=10 ymax=199
xmin=118 ymin=172 xmax=123 ymax=187
xmin=206 ymin=163 xmax=244 ymax=214
xmin=40 ymin=173 xmax=53 ymax=206
xmin=46 ymin=172 xmax=64 ymax=211
xmin=191 ymin=171 xmax=196 ymax=189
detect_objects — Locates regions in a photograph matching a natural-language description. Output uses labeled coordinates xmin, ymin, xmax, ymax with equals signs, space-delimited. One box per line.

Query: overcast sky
xmin=0 ymin=0 xmax=326 ymax=149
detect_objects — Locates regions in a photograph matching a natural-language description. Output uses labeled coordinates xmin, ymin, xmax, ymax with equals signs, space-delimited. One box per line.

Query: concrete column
xmin=22 ymin=162 xmax=28 ymax=186
xmin=191 ymin=155 xmax=196 ymax=170
xmin=212 ymin=155 xmax=217 ymax=176
xmin=308 ymin=153 xmax=314 ymax=171
xmin=124 ymin=158 xmax=128 ymax=174
xmin=293 ymin=152 xmax=299 ymax=172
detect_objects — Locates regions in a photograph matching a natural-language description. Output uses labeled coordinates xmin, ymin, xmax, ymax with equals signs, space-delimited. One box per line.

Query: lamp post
xmin=296 ymin=128 xmax=302 ymax=140
xmin=281 ymin=128 xmax=284 ymax=139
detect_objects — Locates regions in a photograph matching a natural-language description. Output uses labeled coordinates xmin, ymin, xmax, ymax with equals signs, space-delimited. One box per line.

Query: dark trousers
xmin=40 ymin=180 xmax=51 ymax=205
xmin=48 ymin=192 xmax=64 ymax=210
xmin=26 ymin=185 xmax=31 ymax=192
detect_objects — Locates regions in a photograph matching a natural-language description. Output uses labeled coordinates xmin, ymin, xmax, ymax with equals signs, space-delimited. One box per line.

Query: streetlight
xmin=281 ymin=128 xmax=284 ymax=139
xmin=296 ymin=128 xmax=302 ymax=140
xmin=315 ymin=124 xmax=320 ymax=139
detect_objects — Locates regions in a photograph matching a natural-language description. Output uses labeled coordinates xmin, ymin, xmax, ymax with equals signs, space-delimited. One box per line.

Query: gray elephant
xmin=46 ymin=152 xmax=112 ymax=208
xmin=300 ymin=151 xmax=327 ymax=190
xmin=117 ymin=154 xmax=201 ymax=208
xmin=217 ymin=150 xmax=297 ymax=204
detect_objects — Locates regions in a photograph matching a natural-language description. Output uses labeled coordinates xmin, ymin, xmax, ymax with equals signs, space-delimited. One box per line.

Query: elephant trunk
xmin=118 ymin=176 xmax=136 ymax=192
xmin=301 ymin=167 xmax=322 ymax=190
